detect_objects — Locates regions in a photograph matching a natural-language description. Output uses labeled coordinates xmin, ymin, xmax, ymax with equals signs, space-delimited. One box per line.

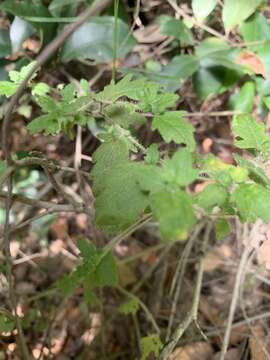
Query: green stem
xmin=112 ymin=0 xmax=120 ymax=82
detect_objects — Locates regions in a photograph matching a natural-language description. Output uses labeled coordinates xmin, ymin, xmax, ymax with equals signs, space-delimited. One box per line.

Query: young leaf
xmin=192 ymin=0 xmax=217 ymax=22
xmin=150 ymin=189 xmax=196 ymax=241
xmin=232 ymin=114 xmax=270 ymax=156
xmin=222 ymin=0 xmax=263 ymax=33
xmin=141 ymin=334 xmax=163 ymax=360
xmin=232 ymin=183 xmax=270 ymax=223
xmin=119 ymin=298 xmax=139 ymax=315
xmin=152 ymin=111 xmax=195 ymax=150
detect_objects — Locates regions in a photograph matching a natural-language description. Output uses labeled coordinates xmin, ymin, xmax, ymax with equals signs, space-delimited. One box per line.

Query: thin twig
xmin=159 ymin=222 xmax=212 ymax=360
xmin=220 ymin=224 xmax=252 ymax=360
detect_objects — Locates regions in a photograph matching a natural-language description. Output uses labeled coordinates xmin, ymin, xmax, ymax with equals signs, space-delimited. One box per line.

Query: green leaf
xmin=0 ymin=29 xmax=11 ymax=57
xmin=162 ymin=148 xmax=199 ymax=187
xmin=91 ymin=139 xmax=148 ymax=233
xmin=85 ymin=251 xmax=118 ymax=288
xmin=61 ymin=16 xmax=136 ymax=63
xmin=119 ymin=298 xmax=139 ymax=315
xmin=97 ymin=75 xmax=147 ymax=102
xmin=150 ymin=189 xmax=196 ymax=241
xmin=104 ymin=104 xmax=145 ymax=128
xmin=196 ymin=183 xmax=228 ymax=212
xmin=222 ymin=0 xmax=263 ymax=33
xmin=0 ymin=81 xmax=18 ymax=97
xmin=32 ymin=82 xmax=50 ymax=96
xmin=27 ymin=114 xmax=60 ymax=135
xmin=0 ymin=313 xmax=15 ymax=333
xmin=160 ymin=17 xmax=193 ymax=44
xmin=145 ymin=144 xmax=160 ymax=164
xmin=49 ymin=0 xmax=83 ymax=17
xmin=232 ymin=114 xmax=270 ymax=156
xmin=10 ymin=17 xmax=35 ymax=53
xmin=215 ymin=218 xmax=231 ymax=240
xmin=240 ymin=13 xmax=270 ymax=51
xmin=156 ymin=55 xmax=199 ymax=92
xmin=232 ymin=183 xmax=270 ymax=223
xmin=234 ymin=153 xmax=270 ymax=187
xmin=0 ymin=0 xmax=55 ymax=45
xmin=152 ymin=111 xmax=195 ymax=150
xmin=229 ymin=81 xmax=255 ymax=112
xmin=192 ymin=0 xmax=217 ymax=22
xmin=141 ymin=334 xmax=163 ymax=360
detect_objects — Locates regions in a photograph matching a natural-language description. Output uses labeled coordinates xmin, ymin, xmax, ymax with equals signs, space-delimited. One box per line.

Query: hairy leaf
xmin=152 ymin=111 xmax=195 ymax=150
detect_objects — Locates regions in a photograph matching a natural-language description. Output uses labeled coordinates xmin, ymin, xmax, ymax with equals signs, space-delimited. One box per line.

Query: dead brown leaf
xmin=169 ymin=342 xmax=213 ymax=360
xmin=236 ymin=51 xmax=267 ymax=79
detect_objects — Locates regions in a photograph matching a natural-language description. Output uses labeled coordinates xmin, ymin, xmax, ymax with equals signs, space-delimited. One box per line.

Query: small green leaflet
xmin=232 ymin=183 xmax=270 ymax=223
xmin=150 ymin=189 xmax=196 ymax=241
xmin=192 ymin=0 xmax=217 ymax=22
xmin=215 ymin=218 xmax=231 ymax=240
xmin=58 ymin=239 xmax=118 ymax=295
xmin=196 ymin=183 xmax=228 ymax=212
xmin=162 ymin=148 xmax=199 ymax=187
xmin=104 ymin=104 xmax=145 ymax=128
xmin=232 ymin=114 xmax=270 ymax=157
xmin=222 ymin=0 xmax=263 ymax=33
xmin=152 ymin=111 xmax=195 ymax=150
xmin=141 ymin=334 xmax=163 ymax=360
xmin=119 ymin=298 xmax=139 ymax=315
xmin=0 ymin=313 xmax=15 ymax=333
xmin=0 ymin=61 xmax=37 ymax=97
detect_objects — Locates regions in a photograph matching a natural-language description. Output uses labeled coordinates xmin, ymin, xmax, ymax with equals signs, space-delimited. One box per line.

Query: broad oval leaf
xmin=61 ymin=16 xmax=136 ymax=63
xmin=192 ymin=0 xmax=217 ymax=22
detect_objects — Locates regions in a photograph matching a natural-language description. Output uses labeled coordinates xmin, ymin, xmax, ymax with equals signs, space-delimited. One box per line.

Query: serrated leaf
xmin=104 ymin=104 xmax=145 ymax=128
xmin=0 ymin=81 xmax=18 ymax=97
xmin=85 ymin=251 xmax=118 ymax=288
xmin=61 ymin=17 xmax=136 ymax=63
xmin=215 ymin=218 xmax=231 ymax=240
xmin=232 ymin=114 xmax=270 ymax=156
xmin=27 ymin=114 xmax=60 ymax=135
xmin=97 ymin=75 xmax=147 ymax=102
xmin=222 ymin=0 xmax=263 ymax=33
xmin=141 ymin=334 xmax=163 ymax=360
xmin=162 ymin=148 xmax=199 ymax=187
xmin=192 ymin=0 xmax=217 ymax=22
xmin=234 ymin=153 xmax=270 ymax=187
xmin=232 ymin=183 xmax=270 ymax=222
xmin=150 ymin=189 xmax=196 ymax=241
xmin=119 ymin=298 xmax=139 ymax=315
xmin=196 ymin=183 xmax=228 ymax=212
xmin=152 ymin=111 xmax=195 ymax=150
xmin=32 ymin=82 xmax=50 ymax=96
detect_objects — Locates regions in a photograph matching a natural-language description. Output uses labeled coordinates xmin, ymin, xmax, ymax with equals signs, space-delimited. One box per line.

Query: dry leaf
xmin=118 ymin=263 xmax=137 ymax=287
xmin=169 ymin=342 xmax=213 ymax=360
xmin=134 ymin=24 xmax=167 ymax=43
xmin=202 ymin=138 xmax=213 ymax=153
xmin=236 ymin=51 xmax=267 ymax=79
